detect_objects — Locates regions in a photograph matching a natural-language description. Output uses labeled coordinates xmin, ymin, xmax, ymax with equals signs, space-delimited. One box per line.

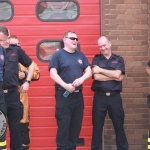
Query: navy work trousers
xmin=4 ymin=88 xmax=23 ymax=150
xmin=0 ymin=82 xmax=6 ymax=150
xmin=55 ymin=90 xmax=84 ymax=150
xmin=91 ymin=92 xmax=128 ymax=150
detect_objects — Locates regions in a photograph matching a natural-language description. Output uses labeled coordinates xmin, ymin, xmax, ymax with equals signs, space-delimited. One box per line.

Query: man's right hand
xmin=18 ymin=71 xmax=25 ymax=80
xmin=64 ymin=83 xmax=75 ymax=93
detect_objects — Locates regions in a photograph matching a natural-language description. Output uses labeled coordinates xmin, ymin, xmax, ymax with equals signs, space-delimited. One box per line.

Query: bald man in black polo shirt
xmin=91 ymin=36 xmax=128 ymax=150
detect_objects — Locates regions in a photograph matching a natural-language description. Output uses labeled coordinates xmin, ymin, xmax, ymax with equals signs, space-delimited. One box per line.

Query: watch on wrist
xmin=26 ymin=80 xmax=30 ymax=84
xmin=23 ymin=71 xmax=28 ymax=79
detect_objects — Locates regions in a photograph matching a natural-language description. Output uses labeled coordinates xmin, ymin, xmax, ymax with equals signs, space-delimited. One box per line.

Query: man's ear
xmin=109 ymin=41 xmax=112 ymax=47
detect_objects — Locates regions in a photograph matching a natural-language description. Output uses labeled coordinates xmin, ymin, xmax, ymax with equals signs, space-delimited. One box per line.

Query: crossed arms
xmin=92 ymin=65 xmax=124 ymax=81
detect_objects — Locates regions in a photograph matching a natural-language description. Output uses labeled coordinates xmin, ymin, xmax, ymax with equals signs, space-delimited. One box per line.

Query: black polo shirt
xmin=3 ymin=45 xmax=32 ymax=89
xmin=49 ymin=49 xmax=90 ymax=90
xmin=91 ymin=53 xmax=125 ymax=92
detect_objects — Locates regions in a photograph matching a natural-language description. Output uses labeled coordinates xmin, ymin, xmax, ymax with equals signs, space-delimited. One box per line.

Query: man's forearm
xmin=93 ymin=73 xmax=113 ymax=81
xmin=81 ymin=66 xmax=92 ymax=82
xmin=50 ymin=68 xmax=67 ymax=88
xmin=26 ymin=62 xmax=34 ymax=81
xmin=93 ymin=66 xmax=122 ymax=79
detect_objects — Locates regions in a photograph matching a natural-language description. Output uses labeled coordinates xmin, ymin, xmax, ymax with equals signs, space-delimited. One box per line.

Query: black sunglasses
xmin=65 ymin=37 xmax=78 ymax=41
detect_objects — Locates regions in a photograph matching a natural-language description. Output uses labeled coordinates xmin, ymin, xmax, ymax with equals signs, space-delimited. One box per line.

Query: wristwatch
xmin=26 ymin=80 xmax=30 ymax=84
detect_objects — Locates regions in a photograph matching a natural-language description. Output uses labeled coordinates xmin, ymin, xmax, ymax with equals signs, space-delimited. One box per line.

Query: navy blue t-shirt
xmin=49 ymin=49 xmax=90 ymax=90
xmin=91 ymin=53 xmax=125 ymax=92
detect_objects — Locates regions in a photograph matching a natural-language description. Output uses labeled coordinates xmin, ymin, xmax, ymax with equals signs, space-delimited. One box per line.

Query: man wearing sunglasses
xmin=49 ymin=31 xmax=92 ymax=150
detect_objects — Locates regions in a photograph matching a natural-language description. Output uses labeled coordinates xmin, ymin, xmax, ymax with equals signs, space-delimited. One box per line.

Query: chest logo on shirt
xmin=78 ymin=59 xmax=82 ymax=64
xmin=112 ymin=61 xmax=118 ymax=64
xmin=0 ymin=55 xmax=4 ymax=60
xmin=10 ymin=53 xmax=16 ymax=56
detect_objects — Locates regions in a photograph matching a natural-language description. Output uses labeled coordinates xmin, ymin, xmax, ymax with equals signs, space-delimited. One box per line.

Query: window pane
xmin=37 ymin=1 xmax=79 ymax=21
xmin=38 ymin=41 xmax=62 ymax=61
xmin=0 ymin=2 xmax=13 ymax=21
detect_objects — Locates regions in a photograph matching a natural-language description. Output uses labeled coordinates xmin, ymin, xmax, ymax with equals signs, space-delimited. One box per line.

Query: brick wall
xmin=101 ymin=0 xmax=149 ymax=150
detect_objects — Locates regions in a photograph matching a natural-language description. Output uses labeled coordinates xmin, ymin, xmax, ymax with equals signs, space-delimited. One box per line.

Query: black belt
xmin=96 ymin=90 xmax=120 ymax=96
xmin=56 ymin=87 xmax=81 ymax=93
xmin=3 ymin=87 xmax=18 ymax=93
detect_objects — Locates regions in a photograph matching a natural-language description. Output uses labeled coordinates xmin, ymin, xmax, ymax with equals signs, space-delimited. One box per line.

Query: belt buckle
xmin=74 ymin=90 xmax=79 ymax=93
xmin=3 ymin=90 xmax=8 ymax=93
xmin=106 ymin=92 xmax=110 ymax=96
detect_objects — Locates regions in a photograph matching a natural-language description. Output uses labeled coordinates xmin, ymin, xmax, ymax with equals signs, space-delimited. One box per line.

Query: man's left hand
xmin=92 ymin=65 xmax=101 ymax=74
xmin=72 ymin=77 xmax=84 ymax=87
xmin=20 ymin=82 xmax=29 ymax=93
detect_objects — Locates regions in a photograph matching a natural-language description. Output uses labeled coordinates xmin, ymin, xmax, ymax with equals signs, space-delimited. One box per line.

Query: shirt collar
xmin=100 ymin=53 xmax=115 ymax=60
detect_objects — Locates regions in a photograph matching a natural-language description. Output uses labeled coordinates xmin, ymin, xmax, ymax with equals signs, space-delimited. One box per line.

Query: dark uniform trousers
xmin=4 ymin=87 xmax=23 ymax=150
xmin=0 ymin=82 xmax=6 ymax=150
xmin=55 ymin=90 xmax=84 ymax=150
xmin=91 ymin=91 xmax=128 ymax=150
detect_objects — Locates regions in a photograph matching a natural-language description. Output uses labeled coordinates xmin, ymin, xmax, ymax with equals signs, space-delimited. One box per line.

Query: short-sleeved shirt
xmin=91 ymin=53 xmax=125 ymax=92
xmin=48 ymin=49 xmax=90 ymax=90
xmin=3 ymin=45 xmax=32 ymax=89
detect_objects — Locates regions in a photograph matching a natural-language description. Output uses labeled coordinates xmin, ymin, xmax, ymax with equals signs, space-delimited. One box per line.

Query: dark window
xmin=36 ymin=0 xmax=79 ymax=22
xmin=0 ymin=1 xmax=14 ymax=22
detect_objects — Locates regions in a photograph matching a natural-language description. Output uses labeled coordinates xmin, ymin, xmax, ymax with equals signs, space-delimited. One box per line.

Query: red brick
xmin=126 ymin=19 xmax=141 ymax=25
xmin=125 ymin=30 xmax=141 ymax=35
xmin=116 ymin=4 xmax=132 ymax=9
xmin=126 ymin=9 xmax=141 ymax=15
xmin=126 ymin=51 xmax=141 ymax=56
xmin=133 ymin=24 xmax=149 ymax=29
xmin=134 ymin=87 xmax=149 ymax=92
xmin=109 ymin=30 xmax=126 ymax=35
xmin=118 ymin=25 xmax=133 ymax=30
xmin=133 ymin=56 xmax=148 ymax=61
xmin=133 ymin=45 xmax=148 ymax=50
xmin=109 ymin=19 xmax=125 ymax=25
xmin=110 ymin=0 xmax=124 ymax=4
xmin=118 ymin=46 xmax=133 ymax=51
xmin=132 ymin=4 xmax=147 ymax=9
xmin=109 ymin=9 xmax=125 ymax=14
xmin=104 ymin=5 xmax=116 ymax=9
xmin=124 ymin=0 xmax=141 ymax=4
xmin=118 ymin=35 xmax=132 ymax=40
xmin=133 ymin=35 xmax=147 ymax=40
xmin=125 ymin=40 xmax=141 ymax=46
xmin=126 ymin=61 xmax=141 ymax=66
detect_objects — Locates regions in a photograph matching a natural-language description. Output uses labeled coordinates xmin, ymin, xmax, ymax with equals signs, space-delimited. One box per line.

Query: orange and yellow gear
xmin=18 ymin=61 xmax=40 ymax=150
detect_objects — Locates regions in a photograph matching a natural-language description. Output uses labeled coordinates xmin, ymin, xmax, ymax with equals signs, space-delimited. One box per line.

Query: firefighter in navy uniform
xmin=91 ymin=36 xmax=128 ymax=150
xmin=0 ymin=24 xmax=34 ymax=150
xmin=9 ymin=35 xmax=40 ymax=150
xmin=49 ymin=31 xmax=92 ymax=150
xmin=0 ymin=45 xmax=6 ymax=150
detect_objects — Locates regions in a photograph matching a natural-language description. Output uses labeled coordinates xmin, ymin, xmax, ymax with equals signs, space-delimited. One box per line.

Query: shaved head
xmin=98 ymin=36 xmax=110 ymax=43
xmin=97 ymin=36 xmax=112 ymax=58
